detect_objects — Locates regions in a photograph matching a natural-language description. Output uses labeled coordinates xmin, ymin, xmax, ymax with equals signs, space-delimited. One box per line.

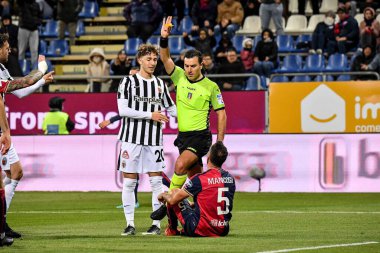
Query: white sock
xmin=122 ymin=178 xmax=137 ymax=228
xmin=3 ymin=176 xmax=11 ymax=186
xmin=5 ymin=179 xmax=19 ymax=210
xmin=0 ymin=232 xmax=4 ymax=239
xmin=149 ymin=176 xmax=163 ymax=228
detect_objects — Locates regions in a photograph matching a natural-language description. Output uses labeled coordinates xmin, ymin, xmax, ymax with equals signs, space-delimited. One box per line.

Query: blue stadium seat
xmin=19 ymin=59 xmax=31 ymax=76
xmin=245 ymin=76 xmax=259 ymax=90
xmin=124 ymin=38 xmax=142 ymax=55
xmin=292 ymin=75 xmax=311 ymax=82
xmin=277 ymin=54 xmax=302 ymax=73
xmin=169 ymin=37 xmax=184 ymax=54
xmin=178 ymin=16 xmax=193 ymax=34
xmin=79 ymin=0 xmax=99 ymax=18
xmin=303 ymin=54 xmax=324 ymax=72
xmin=253 ymin=35 xmax=262 ymax=50
xmin=337 ymin=74 xmax=351 ymax=81
xmin=147 ymin=36 xmax=159 ymax=46
xmin=271 ymin=75 xmax=290 ymax=82
xmin=314 ymin=75 xmax=334 ymax=82
xmin=276 ymin=35 xmax=295 ymax=53
xmin=25 ymin=40 xmax=47 ymax=58
xmin=41 ymin=20 xmax=58 ymax=38
xmin=46 ymin=39 xmax=69 ymax=57
xmin=76 ymin=20 xmax=85 ymax=36
xmin=325 ymin=53 xmax=349 ymax=72
xmin=232 ymin=35 xmax=245 ymax=53
xmin=294 ymin=34 xmax=312 ymax=52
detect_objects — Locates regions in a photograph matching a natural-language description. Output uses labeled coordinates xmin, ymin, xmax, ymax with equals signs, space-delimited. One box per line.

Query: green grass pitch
xmin=6 ymin=192 xmax=380 ymax=253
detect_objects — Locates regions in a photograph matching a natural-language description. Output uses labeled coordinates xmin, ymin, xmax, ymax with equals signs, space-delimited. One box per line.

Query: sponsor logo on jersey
xmin=187 ymin=92 xmax=192 ymax=100
xmin=134 ymin=95 xmax=162 ymax=105
xmin=210 ymin=219 xmax=229 ymax=227
xmin=122 ymin=150 xmax=129 ymax=159
xmin=1 ymin=156 xmax=7 ymax=166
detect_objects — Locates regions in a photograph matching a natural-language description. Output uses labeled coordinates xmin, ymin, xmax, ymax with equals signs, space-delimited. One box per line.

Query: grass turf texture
xmin=6 ymin=192 xmax=380 ymax=253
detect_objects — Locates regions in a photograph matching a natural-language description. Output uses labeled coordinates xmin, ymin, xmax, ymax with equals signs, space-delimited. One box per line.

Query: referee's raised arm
xmin=160 ymin=16 xmax=175 ymax=75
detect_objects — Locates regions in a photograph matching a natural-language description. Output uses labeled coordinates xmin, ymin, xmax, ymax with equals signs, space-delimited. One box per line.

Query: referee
xmin=151 ymin=16 xmax=227 ymax=220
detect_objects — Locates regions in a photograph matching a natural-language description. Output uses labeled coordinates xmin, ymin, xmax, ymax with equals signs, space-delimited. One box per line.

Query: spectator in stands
xmin=214 ymin=33 xmax=234 ymax=64
xmin=360 ymin=45 xmax=380 ymax=73
xmin=183 ymin=28 xmax=216 ymax=55
xmin=42 ymin=96 xmax=75 ymax=135
xmin=17 ymin=0 xmax=42 ymax=67
xmin=243 ymin=0 xmax=260 ymax=20
xmin=359 ymin=7 xmax=380 ymax=49
xmin=123 ymin=0 xmax=163 ymax=43
xmin=253 ymin=28 xmax=278 ymax=79
xmin=358 ymin=0 xmax=379 ymax=13
xmin=310 ymin=10 xmax=336 ymax=55
xmin=298 ymin=0 xmax=320 ymax=15
xmin=326 ymin=7 xmax=359 ymax=56
xmin=216 ymin=48 xmax=246 ymax=90
xmin=174 ymin=49 xmax=186 ymax=67
xmin=240 ymin=38 xmax=254 ymax=72
xmin=352 ymin=44 xmax=376 ymax=80
xmin=259 ymin=0 xmax=284 ymax=35
xmin=56 ymin=0 xmax=84 ymax=46
xmin=86 ymin=48 xmax=110 ymax=93
xmin=110 ymin=49 xmax=132 ymax=92
xmin=339 ymin=0 xmax=357 ymax=17
xmin=0 ymin=14 xmax=22 ymax=77
xmin=190 ymin=0 xmax=218 ymax=36
xmin=159 ymin=0 xmax=185 ymax=27
xmin=202 ymin=52 xmax=218 ymax=75
xmin=214 ymin=0 xmax=244 ymax=39
xmin=0 ymin=0 xmax=10 ymax=16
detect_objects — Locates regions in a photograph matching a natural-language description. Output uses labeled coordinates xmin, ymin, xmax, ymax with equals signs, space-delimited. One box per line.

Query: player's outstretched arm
xmin=216 ymin=109 xmax=227 ymax=142
xmin=160 ymin=16 xmax=176 ymax=74
xmin=7 ymin=55 xmax=49 ymax=92
xmin=11 ymin=71 xmax=54 ymax=98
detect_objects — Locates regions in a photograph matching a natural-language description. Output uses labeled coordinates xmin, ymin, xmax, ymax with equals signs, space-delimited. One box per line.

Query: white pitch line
xmin=8 ymin=210 xmax=380 ymax=214
xmin=256 ymin=241 xmax=379 ymax=253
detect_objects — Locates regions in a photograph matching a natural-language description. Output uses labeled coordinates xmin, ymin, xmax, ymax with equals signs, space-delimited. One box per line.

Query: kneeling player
xmin=158 ymin=142 xmax=235 ymax=237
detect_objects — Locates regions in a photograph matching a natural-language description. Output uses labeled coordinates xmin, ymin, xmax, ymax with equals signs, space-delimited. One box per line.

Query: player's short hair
xmin=209 ymin=141 xmax=228 ymax=168
xmin=0 ymin=33 xmax=9 ymax=48
xmin=136 ymin=44 xmax=159 ymax=59
xmin=184 ymin=49 xmax=202 ymax=64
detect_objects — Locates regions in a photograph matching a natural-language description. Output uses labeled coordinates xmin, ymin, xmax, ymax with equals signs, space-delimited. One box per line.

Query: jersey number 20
xmin=155 ymin=149 xmax=164 ymax=163
xmin=217 ymin=187 xmax=230 ymax=215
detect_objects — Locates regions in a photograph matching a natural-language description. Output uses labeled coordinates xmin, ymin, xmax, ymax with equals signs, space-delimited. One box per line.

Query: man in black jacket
xmin=57 ymin=0 xmax=84 ymax=46
xmin=17 ymin=0 xmax=42 ymax=67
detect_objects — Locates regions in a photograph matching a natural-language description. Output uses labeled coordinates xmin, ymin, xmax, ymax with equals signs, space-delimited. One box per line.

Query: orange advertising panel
xmin=269 ymin=81 xmax=380 ymax=133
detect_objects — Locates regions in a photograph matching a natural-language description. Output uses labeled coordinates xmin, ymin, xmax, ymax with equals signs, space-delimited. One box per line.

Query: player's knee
xmin=174 ymin=160 xmax=187 ymax=175
xmin=123 ymin=178 xmax=137 ymax=192
xmin=149 ymin=176 xmax=162 ymax=192
xmin=14 ymin=170 xmax=23 ymax=180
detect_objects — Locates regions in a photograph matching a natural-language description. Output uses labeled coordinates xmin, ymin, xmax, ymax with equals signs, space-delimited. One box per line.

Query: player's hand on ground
xmin=0 ymin=130 xmax=11 ymax=155
xmin=43 ymin=71 xmax=54 ymax=84
xmin=151 ymin=111 xmax=169 ymax=123
xmin=99 ymin=120 xmax=111 ymax=128
xmin=161 ymin=16 xmax=173 ymax=38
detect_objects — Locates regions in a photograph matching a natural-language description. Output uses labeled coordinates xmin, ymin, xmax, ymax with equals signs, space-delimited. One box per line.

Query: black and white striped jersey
xmin=117 ymin=73 xmax=175 ymax=146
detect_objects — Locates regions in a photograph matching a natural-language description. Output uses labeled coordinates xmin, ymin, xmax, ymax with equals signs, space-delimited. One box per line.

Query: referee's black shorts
xmin=174 ymin=129 xmax=212 ymax=165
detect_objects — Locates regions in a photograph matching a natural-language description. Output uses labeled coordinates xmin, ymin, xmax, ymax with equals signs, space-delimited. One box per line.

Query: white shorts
xmin=118 ymin=142 xmax=166 ymax=174
xmin=1 ymin=144 xmax=20 ymax=171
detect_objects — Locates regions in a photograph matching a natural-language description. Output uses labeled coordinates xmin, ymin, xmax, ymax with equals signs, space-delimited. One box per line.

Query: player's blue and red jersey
xmin=183 ymin=168 xmax=236 ymax=236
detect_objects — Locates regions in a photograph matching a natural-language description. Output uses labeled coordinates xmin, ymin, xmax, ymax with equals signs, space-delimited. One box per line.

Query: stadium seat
xmin=271 ymin=75 xmax=289 ymax=82
xmin=276 ymin=35 xmax=295 ymax=53
xmin=306 ymin=14 xmax=325 ymax=32
xmin=39 ymin=40 xmax=48 ymax=55
xmin=41 ymin=20 xmax=58 ymax=38
xmin=337 ymin=74 xmax=351 ymax=81
xmin=277 ymin=54 xmax=302 ymax=73
xmin=237 ymin=15 xmax=261 ymax=34
xmin=245 ymin=76 xmax=259 ymax=90
xmin=325 ymin=53 xmax=348 ymax=72
xmin=292 ymin=75 xmax=311 ymax=82
xmin=178 ymin=16 xmax=193 ymax=34
xmin=355 ymin=14 xmax=364 ymax=25
xmin=46 ymin=39 xmax=69 ymax=57
xmin=18 ymin=59 xmax=31 ymax=76
xmin=285 ymin=15 xmax=307 ymax=33
xmin=79 ymin=0 xmax=99 ymax=18
xmin=320 ymin=0 xmax=338 ymax=13
xmin=147 ymin=36 xmax=159 ymax=46
xmin=288 ymin=0 xmax=298 ymax=13
xmin=294 ymin=34 xmax=312 ymax=52
xmin=124 ymin=38 xmax=142 ymax=55
xmin=168 ymin=37 xmax=184 ymax=54
xmin=63 ymin=20 xmax=85 ymax=37
xmin=314 ymin=75 xmax=334 ymax=82
xmin=303 ymin=54 xmax=324 ymax=72
xmin=269 ymin=17 xmax=285 ymax=34
xmin=232 ymin=35 xmax=245 ymax=53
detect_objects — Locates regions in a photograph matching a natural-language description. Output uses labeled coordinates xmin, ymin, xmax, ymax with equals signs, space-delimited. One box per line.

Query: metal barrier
xmin=270 ymin=71 xmax=380 ymax=81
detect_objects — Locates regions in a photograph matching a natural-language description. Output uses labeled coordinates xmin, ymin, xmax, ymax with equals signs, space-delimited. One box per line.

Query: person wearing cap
xmin=42 ymin=97 xmax=75 ymax=135
xmin=110 ymin=49 xmax=131 ymax=92
xmin=326 ymin=7 xmax=359 ymax=56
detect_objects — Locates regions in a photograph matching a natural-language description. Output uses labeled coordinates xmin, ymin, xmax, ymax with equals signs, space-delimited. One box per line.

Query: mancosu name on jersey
xmin=133 ymin=95 xmax=162 ymax=105
xmin=207 ymin=177 xmax=233 ymax=185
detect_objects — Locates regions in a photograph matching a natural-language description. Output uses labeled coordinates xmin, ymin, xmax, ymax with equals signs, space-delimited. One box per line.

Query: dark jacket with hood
xmin=57 ymin=0 xmax=84 ymax=23
xmin=334 ymin=14 xmax=359 ymax=45
xmin=17 ymin=0 xmax=42 ymax=31
xmin=254 ymin=29 xmax=278 ymax=67
xmin=351 ymin=45 xmax=376 ymax=80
